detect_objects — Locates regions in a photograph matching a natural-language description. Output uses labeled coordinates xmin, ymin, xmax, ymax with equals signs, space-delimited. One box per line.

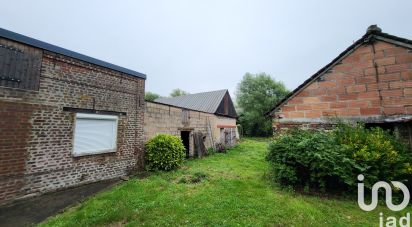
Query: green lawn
xmin=40 ymin=138 xmax=409 ymax=226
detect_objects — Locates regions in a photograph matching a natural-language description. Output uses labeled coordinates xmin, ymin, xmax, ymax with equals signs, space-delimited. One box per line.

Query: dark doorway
xmin=365 ymin=122 xmax=395 ymax=132
xmin=181 ymin=131 xmax=190 ymax=158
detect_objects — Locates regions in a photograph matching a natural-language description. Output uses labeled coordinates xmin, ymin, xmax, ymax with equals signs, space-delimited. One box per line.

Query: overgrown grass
xmin=40 ymin=138 xmax=410 ymax=226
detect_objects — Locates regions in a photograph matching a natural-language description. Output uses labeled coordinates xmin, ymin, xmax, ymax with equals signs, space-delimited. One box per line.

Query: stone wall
xmin=0 ymin=38 xmax=145 ymax=204
xmin=144 ymin=101 xmax=237 ymax=156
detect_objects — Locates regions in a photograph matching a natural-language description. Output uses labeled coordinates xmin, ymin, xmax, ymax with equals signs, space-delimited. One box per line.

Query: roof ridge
xmin=157 ymin=89 xmax=227 ymax=100
xmin=183 ymin=89 xmax=228 ymax=96
xmin=154 ymin=89 xmax=230 ymax=115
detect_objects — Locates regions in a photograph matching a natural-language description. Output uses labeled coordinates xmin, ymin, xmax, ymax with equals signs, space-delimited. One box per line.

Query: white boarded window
xmin=73 ymin=113 xmax=118 ymax=156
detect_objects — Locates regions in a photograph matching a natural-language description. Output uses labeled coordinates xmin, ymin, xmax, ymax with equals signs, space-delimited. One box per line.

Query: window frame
xmin=72 ymin=113 xmax=119 ymax=157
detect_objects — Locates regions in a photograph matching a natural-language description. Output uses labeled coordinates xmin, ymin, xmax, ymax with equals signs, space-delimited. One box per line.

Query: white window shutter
xmin=73 ymin=113 xmax=118 ymax=156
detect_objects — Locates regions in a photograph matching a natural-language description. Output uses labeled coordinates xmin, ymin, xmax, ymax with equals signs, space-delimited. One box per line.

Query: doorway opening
xmin=180 ymin=131 xmax=190 ymax=158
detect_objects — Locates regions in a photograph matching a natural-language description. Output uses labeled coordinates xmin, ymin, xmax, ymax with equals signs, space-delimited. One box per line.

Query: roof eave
xmin=147 ymin=100 xmax=237 ymax=118
xmin=265 ymin=37 xmax=366 ymax=116
xmin=0 ymin=27 xmax=146 ymax=79
xmin=266 ymin=29 xmax=412 ymax=117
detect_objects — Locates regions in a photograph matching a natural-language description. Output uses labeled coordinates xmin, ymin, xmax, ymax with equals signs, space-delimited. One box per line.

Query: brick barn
xmin=145 ymin=90 xmax=238 ymax=157
xmin=0 ymin=28 xmax=146 ymax=203
xmin=267 ymin=25 xmax=412 ymax=149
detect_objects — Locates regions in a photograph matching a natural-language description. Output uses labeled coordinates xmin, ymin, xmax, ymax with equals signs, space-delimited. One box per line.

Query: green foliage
xmin=267 ymin=123 xmax=412 ymax=192
xmin=145 ymin=134 xmax=186 ymax=171
xmin=145 ymin=92 xmax=161 ymax=101
xmin=236 ymin=73 xmax=289 ymax=136
xmin=42 ymin=138 xmax=401 ymax=227
xmin=333 ymin=123 xmax=412 ymax=189
xmin=170 ymin=88 xmax=189 ymax=97
xmin=267 ymin=129 xmax=351 ymax=191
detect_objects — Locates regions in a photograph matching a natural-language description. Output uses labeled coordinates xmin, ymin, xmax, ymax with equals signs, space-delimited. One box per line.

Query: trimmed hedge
xmin=145 ymin=134 xmax=186 ymax=171
xmin=267 ymin=123 xmax=412 ymax=192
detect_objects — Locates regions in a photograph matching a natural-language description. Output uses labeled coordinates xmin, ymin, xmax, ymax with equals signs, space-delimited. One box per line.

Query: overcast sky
xmin=1 ymin=1 xmax=411 ymax=98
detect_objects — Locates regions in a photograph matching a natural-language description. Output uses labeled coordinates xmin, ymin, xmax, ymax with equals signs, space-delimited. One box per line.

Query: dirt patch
xmin=177 ymin=172 xmax=207 ymax=184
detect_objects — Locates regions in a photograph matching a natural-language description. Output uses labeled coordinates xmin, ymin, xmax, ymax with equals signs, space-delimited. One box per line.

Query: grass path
xmin=40 ymin=139 xmax=409 ymax=226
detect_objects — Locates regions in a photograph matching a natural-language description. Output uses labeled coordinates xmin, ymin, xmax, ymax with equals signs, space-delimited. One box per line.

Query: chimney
xmin=366 ymin=25 xmax=382 ymax=34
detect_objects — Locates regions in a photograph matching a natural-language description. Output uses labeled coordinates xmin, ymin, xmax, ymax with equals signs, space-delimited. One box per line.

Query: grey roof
xmin=0 ymin=27 xmax=146 ymax=79
xmin=154 ymin=89 xmax=228 ymax=114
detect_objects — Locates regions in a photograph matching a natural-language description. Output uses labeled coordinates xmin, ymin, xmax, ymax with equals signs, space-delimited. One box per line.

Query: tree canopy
xmin=236 ymin=73 xmax=289 ymax=136
xmin=145 ymin=92 xmax=161 ymax=101
xmin=170 ymin=88 xmax=189 ymax=97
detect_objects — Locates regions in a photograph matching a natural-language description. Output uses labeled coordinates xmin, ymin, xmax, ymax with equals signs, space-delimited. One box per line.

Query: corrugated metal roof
xmin=0 ymin=27 xmax=146 ymax=79
xmin=154 ymin=89 xmax=228 ymax=114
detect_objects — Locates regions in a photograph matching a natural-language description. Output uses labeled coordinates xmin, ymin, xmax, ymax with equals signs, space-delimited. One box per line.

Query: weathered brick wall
xmin=273 ymin=41 xmax=412 ymax=130
xmin=0 ymin=39 xmax=145 ymax=203
xmin=144 ymin=102 xmax=237 ymax=156
xmin=0 ymin=101 xmax=34 ymax=202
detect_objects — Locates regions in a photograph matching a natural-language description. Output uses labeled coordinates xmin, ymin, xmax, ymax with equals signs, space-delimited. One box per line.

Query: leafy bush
xmin=334 ymin=123 xmax=412 ymax=189
xmin=267 ymin=129 xmax=353 ymax=191
xmin=267 ymin=123 xmax=412 ymax=193
xmin=145 ymin=134 xmax=186 ymax=171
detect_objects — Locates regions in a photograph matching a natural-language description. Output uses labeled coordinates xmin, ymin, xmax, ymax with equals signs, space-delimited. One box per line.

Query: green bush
xmin=145 ymin=134 xmax=186 ymax=171
xmin=334 ymin=123 xmax=412 ymax=189
xmin=266 ymin=123 xmax=412 ymax=192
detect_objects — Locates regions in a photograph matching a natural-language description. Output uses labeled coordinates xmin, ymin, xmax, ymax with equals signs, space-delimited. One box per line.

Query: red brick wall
xmin=0 ymin=102 xmax=34 ymax=201
xmin=273 ymin=41 xmax=412 ymax=130
xmin=0 ymin=39 xmax=145 ymax=203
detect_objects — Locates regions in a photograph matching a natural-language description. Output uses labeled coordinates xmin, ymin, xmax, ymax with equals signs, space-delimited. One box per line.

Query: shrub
xmin=145 ymin=134 xmax=186 ymax=171
xmin=267 ymin=129 xmax=353 ymax=191
xmin=333 ymin=123 xmax=412 ymax=189
xmin=266 ymin=123 xmax=412 ymax=193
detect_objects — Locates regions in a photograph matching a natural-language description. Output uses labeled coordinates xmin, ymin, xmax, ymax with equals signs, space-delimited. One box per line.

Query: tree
xmin=170 ymin=88 xmax=189 ymax=97
xmin=236 ymin=73 xmax=289 ymax=136
xmin=145 ymin=92 xmax=161 ymax=101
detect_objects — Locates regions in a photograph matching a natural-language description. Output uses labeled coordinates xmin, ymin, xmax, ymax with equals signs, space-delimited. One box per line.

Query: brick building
xmin=0 ymin=28 xmax=146 ymax=203
xmin=145 ymin=90 xmax=238 ymax=157
xmin=268 ymin=25 xmax=412 ymax=148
